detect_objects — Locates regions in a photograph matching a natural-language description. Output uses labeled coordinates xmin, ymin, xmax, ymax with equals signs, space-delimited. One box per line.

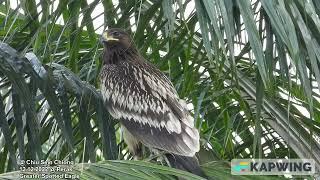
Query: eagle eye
xmin=112 ymin=31 xmax=120 ymax=37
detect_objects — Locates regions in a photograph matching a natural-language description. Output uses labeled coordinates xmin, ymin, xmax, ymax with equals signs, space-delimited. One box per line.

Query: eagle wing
xmin=100 ymin=60 xmax=200 ymax=156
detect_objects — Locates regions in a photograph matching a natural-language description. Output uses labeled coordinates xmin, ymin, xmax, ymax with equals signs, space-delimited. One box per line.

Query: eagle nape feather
xmin=99 ymin=28 xmax=207 ymax=178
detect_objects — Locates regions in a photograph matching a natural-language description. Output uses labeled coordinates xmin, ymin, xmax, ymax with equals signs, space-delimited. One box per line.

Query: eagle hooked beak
xmin=101 ymin=32 xmax=119 ymax=42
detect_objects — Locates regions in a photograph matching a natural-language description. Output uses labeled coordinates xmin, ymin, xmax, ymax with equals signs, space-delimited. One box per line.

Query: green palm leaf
xmin=0 ymin=0 xmax=319 ymax=178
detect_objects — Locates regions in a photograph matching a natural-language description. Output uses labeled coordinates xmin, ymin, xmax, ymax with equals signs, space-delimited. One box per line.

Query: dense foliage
xmin=0 ymin=0 xmax=319 ymax=179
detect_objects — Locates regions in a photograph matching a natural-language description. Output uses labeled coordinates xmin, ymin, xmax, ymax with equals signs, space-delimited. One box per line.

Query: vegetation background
xmin=0 ymin=0 xmax=319 ymax=179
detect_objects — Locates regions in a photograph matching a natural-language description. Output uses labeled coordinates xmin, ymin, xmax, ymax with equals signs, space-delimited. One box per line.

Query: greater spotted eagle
xmin=100 ymin=28 xmax=206 ymax=178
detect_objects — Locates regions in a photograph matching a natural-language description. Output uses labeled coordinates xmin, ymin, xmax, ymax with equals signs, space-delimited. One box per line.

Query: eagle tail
xmin=165 ymin=154 xmax=207 ymax=178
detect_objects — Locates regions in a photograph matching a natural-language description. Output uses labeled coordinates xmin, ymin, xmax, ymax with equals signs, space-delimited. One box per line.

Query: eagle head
xmin=100 ymin=28 xmax=133 ymax=49
xmin=101 ymin=28 xmax=138 ymax=64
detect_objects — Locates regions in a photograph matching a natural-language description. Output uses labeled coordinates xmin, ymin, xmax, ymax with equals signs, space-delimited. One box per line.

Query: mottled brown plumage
xmin=99 ymin=28 xmax=205 ymax=177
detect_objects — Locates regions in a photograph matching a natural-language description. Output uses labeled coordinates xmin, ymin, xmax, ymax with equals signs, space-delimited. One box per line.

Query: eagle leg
xmin=122 ymin=124 xmax=143 ymax=160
